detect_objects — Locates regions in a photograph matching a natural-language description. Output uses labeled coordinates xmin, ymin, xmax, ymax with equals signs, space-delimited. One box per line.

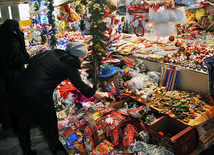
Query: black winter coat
xmin=8 ymin=49 xmax=95 ymax=126
xmin=0 ymin=29 xmax=29 ymax=129
xmin=0 ymin=31 xmax=29 ymax=78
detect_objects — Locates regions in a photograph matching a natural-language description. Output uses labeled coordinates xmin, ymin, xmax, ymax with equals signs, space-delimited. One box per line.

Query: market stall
xmin=23 ymin=0 xmax=214 ymax=154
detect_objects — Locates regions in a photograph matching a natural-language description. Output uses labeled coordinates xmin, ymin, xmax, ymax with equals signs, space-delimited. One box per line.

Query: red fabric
xmin=55 ymin=79 xmax=94 ymax=103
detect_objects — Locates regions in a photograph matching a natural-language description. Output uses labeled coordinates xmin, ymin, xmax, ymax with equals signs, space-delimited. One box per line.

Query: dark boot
xmin=17 ymin=116 xmax=35 ymax=155
xmin=50 ymin=138 xmax=63 ymax=155
xmin=42 ymin=126 xmax=65 ymax=154
xmin=51 ymin=148 xmax=57 ymax=155
xmin=23 ymin=149 xmax=37 ymax=155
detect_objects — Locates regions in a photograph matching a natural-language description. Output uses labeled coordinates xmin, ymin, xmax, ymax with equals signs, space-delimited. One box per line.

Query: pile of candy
xmin=151 ymin=90 xmax=207 ymax=123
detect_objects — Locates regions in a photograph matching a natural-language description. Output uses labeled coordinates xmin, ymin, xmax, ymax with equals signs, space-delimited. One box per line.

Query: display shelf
xmin=141 ymin=59 xmax=209 ymax=94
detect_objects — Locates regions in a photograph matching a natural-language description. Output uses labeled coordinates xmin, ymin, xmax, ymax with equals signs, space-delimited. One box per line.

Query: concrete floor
xmin=0 ymin=124 xmax=66 ymax=155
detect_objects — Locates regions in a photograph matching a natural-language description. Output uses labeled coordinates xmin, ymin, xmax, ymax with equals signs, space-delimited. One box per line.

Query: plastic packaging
xmin=153 ymin=22 xmax=177 ymax=37
xmin=149 ymin=8 xmax=155 ymax=22
xmin=174 ymin=7 xmax=187 ymax=23
xmin=147 ymin=71 xmax=160 ymax=83
xmin=168 ymin=9 xmax=177 ymax=22
xmin=155 ymin=6 xmax=170 ymax=23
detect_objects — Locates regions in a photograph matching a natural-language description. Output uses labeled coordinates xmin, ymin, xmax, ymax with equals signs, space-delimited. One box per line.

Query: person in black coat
xmin=8 ymin=42 xmax=105 ymax=155
xmin=0 ymin=19 xmax=29 ymax=131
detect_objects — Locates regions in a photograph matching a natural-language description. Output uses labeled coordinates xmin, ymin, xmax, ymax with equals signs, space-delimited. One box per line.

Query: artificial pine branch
xmin=87 ymin=0 xmax=108 ymax=62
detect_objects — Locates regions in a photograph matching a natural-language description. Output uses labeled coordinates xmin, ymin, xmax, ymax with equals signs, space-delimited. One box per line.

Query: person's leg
xmin=17 ymin=115 xmax=37 ymax=155
xmin=0 ymin=78 xmax=12 ymax=130
xmin=40 ymin=111 xmax=64 ymax=155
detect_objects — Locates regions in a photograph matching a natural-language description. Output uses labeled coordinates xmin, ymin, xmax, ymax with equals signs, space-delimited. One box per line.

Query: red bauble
xmin=169 ymin=36 xmax=175 ymax=42
xmin=179 ymin=46 xmax=185 ymax=52
xmin=175 ymin=41 xmax=182 ymax=47
xmin=145 ymin=18 xmax=149 ymax=22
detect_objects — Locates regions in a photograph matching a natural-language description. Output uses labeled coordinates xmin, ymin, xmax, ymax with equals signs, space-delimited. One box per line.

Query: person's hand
xmin=94 ymin=92 xmax=108 ymax=100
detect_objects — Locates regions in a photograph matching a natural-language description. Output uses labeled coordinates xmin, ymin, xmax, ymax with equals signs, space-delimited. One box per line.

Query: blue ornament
xmin=192 ymin=34 xmax=197 ymax=39
xmin=118 ymin=23 xmax=122 ymax=34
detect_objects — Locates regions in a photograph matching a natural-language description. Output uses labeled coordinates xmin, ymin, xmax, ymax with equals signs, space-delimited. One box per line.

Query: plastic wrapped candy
xmin=139 ymin=131 xmax=150 ymax=143
xmin=154 ymin=6 xmax=170 ymax=23
xmin=174 ymin=7 xmax=187 ymax=23
xmin=147 ymin=71 xmax=160 ymax=83
xmin=153 ymin=22 xmax=177 ymax=37
xmin=149 ymin=8 xmax=155 ymax=22
xmin=168 ymin=9 xmax=177 ymax=22
xmin=126 ymin=76 xmax=144 ymax=91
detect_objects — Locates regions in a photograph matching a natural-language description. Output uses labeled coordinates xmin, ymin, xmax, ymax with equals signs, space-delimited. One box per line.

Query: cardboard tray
xmin=130 ymin=95 xmax=214 ymax=126
xmin=148 ymin=116 xmax=198 ymax=155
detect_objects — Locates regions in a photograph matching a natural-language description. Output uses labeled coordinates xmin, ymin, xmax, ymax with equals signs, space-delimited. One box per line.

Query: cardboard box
xmin=196 ymin=117 xmax=214 ymax=149
xmin=148 ymin=116 xmax=198 ymax=155
xmin=113 ymin=97 xmax=134 ymax=109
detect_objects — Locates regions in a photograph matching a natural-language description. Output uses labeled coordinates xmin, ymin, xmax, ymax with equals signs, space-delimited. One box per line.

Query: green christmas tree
xmin=79 ymin=0 xmax=109 ymax=88
xmin=81 ymin=0 xmax=108 ymax=62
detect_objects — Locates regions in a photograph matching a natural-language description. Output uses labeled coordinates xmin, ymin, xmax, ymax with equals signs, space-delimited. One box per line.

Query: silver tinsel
xmin=127 ymin=141 xmax=174 ymax=155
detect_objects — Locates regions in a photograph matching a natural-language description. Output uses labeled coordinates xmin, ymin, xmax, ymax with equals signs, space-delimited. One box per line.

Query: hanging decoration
xmin=87 ymin=0 xmax=109 ymax=62
xmin=57 ymin=4 xmax=79 ymax=23
xmin=129 ymin=15 xmax=147 ymax=37
xmin=69 ymin=22 xmax=85 ymax=38
xmin=126 ymin=1 xmax=150 ymax=37
xmin=78 ymin=0 xmax=121 ymax=57
xmin=29 ymin=0 xmax=48 ymax=14
xmin=149 ymin=1 xmax=187 ymax=37
xmin=102 ymin=12 xmax=123 ymax=45
xmin=47 ymin=0 xmax=57 ymax=49
xmin=38 ymin=13 xmax=49 ymax=27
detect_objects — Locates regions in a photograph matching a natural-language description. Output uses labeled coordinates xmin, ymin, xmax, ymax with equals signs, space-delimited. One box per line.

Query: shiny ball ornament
xmin=179 ymin=45 xmax=185 ymax=52
xmin=169 ymin=36 xmax=175 ymax=42
xmin=175 ymin=41 xmax=182 ymax=47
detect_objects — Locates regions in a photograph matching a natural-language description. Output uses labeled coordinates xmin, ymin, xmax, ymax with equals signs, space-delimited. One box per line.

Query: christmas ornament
xmin=169 ymin=36 xmax=175 ymax=42
xmin=175 ymin=40 xmax=182 ymax=47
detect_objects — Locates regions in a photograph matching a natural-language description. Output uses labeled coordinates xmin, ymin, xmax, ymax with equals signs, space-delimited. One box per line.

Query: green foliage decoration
xmin=80 ymin=0 xmax=108 ymax=62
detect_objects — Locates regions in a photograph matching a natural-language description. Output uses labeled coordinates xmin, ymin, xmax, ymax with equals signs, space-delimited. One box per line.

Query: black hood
xmin=55 ymin=49 xmax=81 ymax=69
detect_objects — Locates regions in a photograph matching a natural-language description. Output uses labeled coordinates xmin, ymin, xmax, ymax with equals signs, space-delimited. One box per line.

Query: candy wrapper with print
xmin=84 ymin=112 xmax=102 ymax=146
xmin=104 ymin=112 xmax=131 ymax=147
xmin=123 ymin=124 xmax=139 ymax=147
xmin=91 ymin=139 xmax=114 ymax=155
xmin=53 ymin=79 xmax=77 ymax=107
xmin=61 ymin=127 xmax=79 ymax=149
